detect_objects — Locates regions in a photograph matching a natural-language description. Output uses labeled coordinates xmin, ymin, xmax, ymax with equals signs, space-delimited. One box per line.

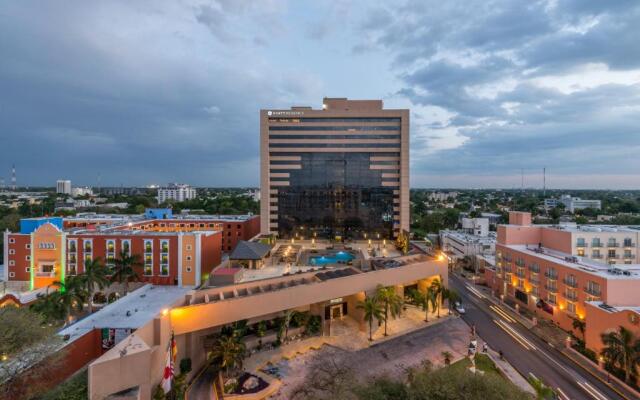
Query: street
xmin=450 ymin=275 xmax=628 ymax=400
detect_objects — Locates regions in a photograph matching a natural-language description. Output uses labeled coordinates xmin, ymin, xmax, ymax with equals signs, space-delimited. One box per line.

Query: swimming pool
xmin=309 ymin=251 xmax=355 ymax=266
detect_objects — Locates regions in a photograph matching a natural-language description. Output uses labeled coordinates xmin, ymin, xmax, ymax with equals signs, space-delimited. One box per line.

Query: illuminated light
xmin=162 ymin=308 xmax=169 ymax=316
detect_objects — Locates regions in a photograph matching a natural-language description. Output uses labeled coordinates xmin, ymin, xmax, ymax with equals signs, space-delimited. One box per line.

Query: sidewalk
xmin=485 ymin=346 xmax=535 ymax=396
xmin=462 ymin=276 xmax=639 ymax=400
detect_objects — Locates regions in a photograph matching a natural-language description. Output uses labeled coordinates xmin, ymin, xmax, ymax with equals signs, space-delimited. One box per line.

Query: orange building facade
xmin=485 ymin=212 xmax=640 ymax=351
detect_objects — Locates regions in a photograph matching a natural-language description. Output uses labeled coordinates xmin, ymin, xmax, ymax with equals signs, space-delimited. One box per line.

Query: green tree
xmin=600 ymin=326 xmax=640 ymax=384
xmin=375 ymin=285 xmax=403 ymax=337
xmin=572 ymin=318 xmax=586 ymax=340
xmin=357 ymin=295 xmax=384 ymax=341
xmin=209 ymin=335 xmax=246 ymax=376
xmin=111 ymin=250 xmax=143 ymax=296
xmin=81 ymin=257 xmax=110 ymax=313
xmin=429 ymin=278 xmax=443 ymax=318
xmin=441 ymin=351 xmax=452 ymax=366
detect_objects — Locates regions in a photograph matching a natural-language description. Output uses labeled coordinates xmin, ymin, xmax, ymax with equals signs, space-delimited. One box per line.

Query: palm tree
xmin=429 ymin=278 xmax=443 ymax=318
xmin=441 ymin=351 xmax=452 ymax=366
xmin=528 ymin=376 xmax=555 ymax=400
xmin=375 ymin=285 xmax=403 ymax=336
xmin=282 ymin=310 xmax=294 ymax=343
xmin=572 ymin=318 xmax=586 ymax=340
xmin=30 ymin=291 xmax=64 ymax=323
xmin=210 ymin=335 xmax=246 ymax=376
xmin=444 ymin=288 xmax=460 ymax=315
xmin=111 ymin=250 xmax=142 ymax=296
xmin=600 ymin=326 xmax=640 ymax=383
xmin=411 ymin=290 xmax=430 ymax=322
xmin=81 ymin=257 xmax=110 ymax=313
xmin=53 ymin=276 xmax=87 ymax=323
xmin=357 ymin=295 xmax=384 ymax=341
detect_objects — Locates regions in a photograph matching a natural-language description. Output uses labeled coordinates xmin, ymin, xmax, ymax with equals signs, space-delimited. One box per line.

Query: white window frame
xmin=9 ymin=249 xmax=15 ymax=255
xmin=8 ymin=238 xmax=15 ymax=244
xmin=121 ymin=239 xmax=131 ymax=256
xmin=9 ymin=260 xmax=15 ymax=266
xmin=9 ymin=272 xmax=15 ymax=278
xmin=159 ymin=239 xmax=169 ymax=276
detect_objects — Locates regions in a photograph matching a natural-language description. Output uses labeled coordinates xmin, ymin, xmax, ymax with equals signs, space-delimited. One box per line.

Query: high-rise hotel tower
xmin=260 ymin=98 xmax=409 ymax=239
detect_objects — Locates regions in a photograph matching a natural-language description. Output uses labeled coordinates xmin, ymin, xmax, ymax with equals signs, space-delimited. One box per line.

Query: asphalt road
xmin=451 ymin=275 xmax=627 ymax=400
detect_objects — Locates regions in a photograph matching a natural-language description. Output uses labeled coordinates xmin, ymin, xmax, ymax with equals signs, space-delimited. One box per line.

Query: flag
xmin=161 ymin=332 xmax=177 ymax=394
xmin=161 ymin=350 xmax=173 ymax=394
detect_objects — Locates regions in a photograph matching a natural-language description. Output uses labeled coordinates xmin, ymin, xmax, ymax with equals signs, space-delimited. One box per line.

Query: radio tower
xmin=543 ymin=167 xmax=546 ymax=197
xmin=11 ymin=164 xmax=16 ymax=191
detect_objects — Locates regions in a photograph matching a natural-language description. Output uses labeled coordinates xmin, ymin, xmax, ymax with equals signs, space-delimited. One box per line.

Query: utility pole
xmin=543 ymin=167 xmax=546 ymax=197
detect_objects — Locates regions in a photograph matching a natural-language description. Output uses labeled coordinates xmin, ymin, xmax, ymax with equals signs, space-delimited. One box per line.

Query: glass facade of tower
xmin=273 ymin=152 xmax=396 ymax=239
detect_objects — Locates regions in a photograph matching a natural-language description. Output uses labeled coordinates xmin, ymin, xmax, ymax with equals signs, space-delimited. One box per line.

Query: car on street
xmin=455 ymin=302 xmax=466 ymax=314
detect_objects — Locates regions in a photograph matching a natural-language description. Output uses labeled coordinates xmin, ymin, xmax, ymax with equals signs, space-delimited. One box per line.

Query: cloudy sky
xmin=1 ymin=0 xmax=639 ymax=189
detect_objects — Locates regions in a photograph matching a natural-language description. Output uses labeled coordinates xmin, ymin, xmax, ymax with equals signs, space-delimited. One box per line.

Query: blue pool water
xmin=309 ymin=251 xmax=355 ymax=266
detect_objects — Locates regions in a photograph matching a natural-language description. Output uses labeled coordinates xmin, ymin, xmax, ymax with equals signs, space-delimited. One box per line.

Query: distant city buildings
xmin=157 ymin=183 xmax=196 ymax=203
xmin=261 ymin=97 xmax=409 ymax=239
xmin=56 ymin=179 xmax=71 ymax=195
xmin=545 ymin=194 xmax=602 ymax=212
xmin=440 ymin=217 xmax=496 ymax=265
xmin=428 ymin=191 xmax=459 ymax=202
xmin=71 ymin=186 xmax=94 ymax=197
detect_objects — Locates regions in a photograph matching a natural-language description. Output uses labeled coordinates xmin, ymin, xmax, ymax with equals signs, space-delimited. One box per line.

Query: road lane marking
xmin=496 ymin=319 xmax=538 ymax=350
xmin=493 ymin=319 xmax=534 ymax=350
xmin=489 ymin=305 xmax=517 ymax=323
xmin=556 ymin=387 xmax=569 ymax=400
xmin=465 ymin=284 xmax=487 ymax=299
xmin=577 ymin=381 xmax=607 ymax=400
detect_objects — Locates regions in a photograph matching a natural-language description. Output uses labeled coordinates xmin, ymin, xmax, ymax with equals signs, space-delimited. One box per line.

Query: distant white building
xmin=546 ymin=195 xmax=602 ymax=212
xmin=439 ymin=229 xmax=496 ymax=264
xmin=56 ymin=180 xmax=71 ymax=195
xmin=72 ymin=186 xmax=94 ymax=197
xmin=428 ymin=191 xmax=459 ymax=202
xmin=157 ymin=183 xmax=196 ymax=203
xmin=460 ymin=218 xmax=489 ymax=237
xmin=73 ymin=199 xmax=93 ymax=208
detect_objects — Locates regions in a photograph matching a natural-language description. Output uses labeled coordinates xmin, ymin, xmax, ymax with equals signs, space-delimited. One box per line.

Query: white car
xmin=455 ymin=302 xmax=466 ymax=314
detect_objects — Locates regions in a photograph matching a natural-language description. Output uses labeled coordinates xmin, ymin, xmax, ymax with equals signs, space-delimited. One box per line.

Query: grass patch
xmin=446 ymin=354 xmax=501 ymax=376
xmin=37 ymin=369 xmax=87 ymax=400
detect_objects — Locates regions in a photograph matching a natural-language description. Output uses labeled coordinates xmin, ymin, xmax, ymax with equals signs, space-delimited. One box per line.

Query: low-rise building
xmin=3 ymin=211 xmax=260 ymax=291
xmin=546 ymin=195 xmax=602 ymax=212
xmin=485 ymin=211 xmax=640 ymax=353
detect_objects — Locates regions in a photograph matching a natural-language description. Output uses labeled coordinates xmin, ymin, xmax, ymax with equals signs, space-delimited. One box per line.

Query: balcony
xmin=608 ymin=242 xmax=619 ymax=248
xmin=544 ymin=284 xmax=558 ymax=293
xmin=528 ymin=264 xmax=540 ymax=273
xmin=624 ymin=254 xmax=634 ymax=259
xmin=544 ymin=271 xmax=558 ymax=280
xmin=584 ymin=286 xmax=601 ymax=297
xmin=529 ymin=278 xmax=540 ymax=285
xmin=591 ymin=242 xmax=603 ymax=248
xmin=515 ymin=259 xmax=525 ymax=267
xmin=563 ymin=278 xmax=578 ymax=288
xmin=608 ymin=254 xmax=619 ymax=260
xmin=576 ymin=242 xmax=587 ymax=248
xmin=565 ymin=292 xmax=578 ymax=301
xmin=592 ymin=254 xmax=603 ymax=259
xmin=624 ymin=241 xmax=634 ymax=248
xmin=516 ymin=271 xmax=526 ymax=279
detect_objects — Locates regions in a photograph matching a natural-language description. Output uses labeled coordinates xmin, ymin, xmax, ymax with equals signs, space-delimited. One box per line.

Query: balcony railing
xmin=563 ymin=278 xmax=578 ymax=288
xmin=544 ymin=284 xmax=558 ymax=293
xmin=608 ymin=254 xmax=619 ymax=259
xmin=515 ymin=260 xmax=525 ymax=267
xmin=565 ymin=292 xmax=578 ymax=301
xmin=35 ymin=271 xmax=55 ymax=277
xmin=624 ymin=254 xmax=634 ymax=259
xmin=608 ymin=242 xmax=619 ymax=248
xmin=529 ymin=265 xmax=540 ymax=273
xmin=624 ymin=241 xmax=634 ymax=247
xmin=576 ymin=242 xmax=587 ymax=247
xmin=544 ymin=271 xmax=558 ymax=280
xmin=516 ymin=271 xmax=526 ymax=279
xmin=592 ymin=254 xmax=603 ymax=259
xmin=584 ymin=286 xmax=601 ymax=297
xmin=529 ymin=278 xmax=540 ymax=285
xmin=591 ymin=242 xmax=602 ymax=248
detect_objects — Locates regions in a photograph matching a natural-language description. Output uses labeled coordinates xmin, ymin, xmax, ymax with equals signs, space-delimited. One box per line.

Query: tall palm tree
xmin=429 ymin=278 xmax=443 ymax=318
xmin=600 ymin=326 xmax=640 ymax=383
xmin=375 ymin=285 xmax=403 ymax=336
xmin=30 ymin=291 xmax=64 ymax=323
xmin=357 ymin=295 xmax=384 ymax=341
xmin=53 ymin=276 xmax=87 ymax=323
xmin=572 ymin=318 xmax=586 ymax=340
xmin=81 ymin=257 xmax=110 ymax=313
xmin=411 ymin=290 xmax=430 ymax=322
xmin=443 ymin=288 xmax=460 ymax=315
xmin=210 ymin=335 xmax=246 ymax=376
xmin=282 ymin=310 xmax=295 ymax=343
xmin=426 ymin=286 xmax=438 ymax=320
xmin=111 ymin=250 xmax=142 ymax=296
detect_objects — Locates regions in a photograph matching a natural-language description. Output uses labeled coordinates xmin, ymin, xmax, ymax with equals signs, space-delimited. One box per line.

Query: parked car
xmin=455 ymin=302 xmax=466 ymax=314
